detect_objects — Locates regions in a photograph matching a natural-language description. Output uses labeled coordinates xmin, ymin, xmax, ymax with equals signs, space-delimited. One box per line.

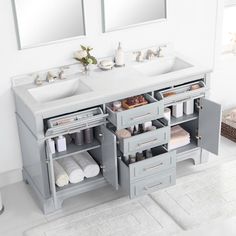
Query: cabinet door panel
xmin=199 ymin=98 xmax=222 ymax=155
xmin=101 ymin=125 xmax=119 ymax=190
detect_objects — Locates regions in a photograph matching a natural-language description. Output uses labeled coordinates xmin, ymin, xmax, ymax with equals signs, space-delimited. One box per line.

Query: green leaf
xmin=81 ymin=45 xmax=87 ymax=50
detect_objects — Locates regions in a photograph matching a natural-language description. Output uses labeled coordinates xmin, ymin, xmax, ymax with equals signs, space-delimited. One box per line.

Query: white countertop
xmin=12 ymin=53 xmax=212 ymax=118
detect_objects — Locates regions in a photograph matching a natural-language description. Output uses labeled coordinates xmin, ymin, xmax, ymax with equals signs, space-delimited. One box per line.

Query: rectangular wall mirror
xmin=13 ymin=0 xmax=86 ymax=49
xmin=102 ymin=0 xmax=167 ymax=32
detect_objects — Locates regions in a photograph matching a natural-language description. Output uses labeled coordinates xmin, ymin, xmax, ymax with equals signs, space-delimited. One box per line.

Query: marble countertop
xmin=12 ymin=53 xmax=212 ymax=118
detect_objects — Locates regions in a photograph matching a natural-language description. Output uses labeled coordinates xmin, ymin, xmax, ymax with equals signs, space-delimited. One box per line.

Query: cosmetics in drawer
xmin=122 ymin=147 xmax=167 ymax=165
xmin=115 ymin=121 xmax=159 ymax=139
xmin=53 ymin=152 xmax=100 ymax=188
xmin=109 ymin=95 xmax=149 ymax=112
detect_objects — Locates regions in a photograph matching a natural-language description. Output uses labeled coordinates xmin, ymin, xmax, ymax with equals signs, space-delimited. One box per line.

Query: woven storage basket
xmin=221 ymin=108 xmax=236 ymax=143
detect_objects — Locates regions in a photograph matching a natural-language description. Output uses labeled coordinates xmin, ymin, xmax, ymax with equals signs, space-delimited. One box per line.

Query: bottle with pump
xmin=115 ymin=42 xmax=125 ymax=67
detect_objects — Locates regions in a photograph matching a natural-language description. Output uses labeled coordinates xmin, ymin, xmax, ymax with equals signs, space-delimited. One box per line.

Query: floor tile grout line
xmin=147 ymin=194 xmax=186 ymax=231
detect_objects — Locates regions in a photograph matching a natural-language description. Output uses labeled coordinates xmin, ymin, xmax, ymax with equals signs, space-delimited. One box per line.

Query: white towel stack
xmin=58 ymin=157 xmax=84 ymax=184
xmin=169 ymin=125 xmax=190 ymax=150
xmin=73 ymin=152 xmax=100 ymax=178
xmin=53 ymin=161 xmax=69 ymax=187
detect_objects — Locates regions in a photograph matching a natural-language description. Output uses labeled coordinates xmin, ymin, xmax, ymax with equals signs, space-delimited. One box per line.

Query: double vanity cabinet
xmin=13 ymin=56 xmax=222 ymax=214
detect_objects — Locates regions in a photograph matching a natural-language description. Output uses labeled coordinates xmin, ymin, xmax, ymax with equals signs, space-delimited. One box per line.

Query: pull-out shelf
xmin=155 ymin=80 xmax=207 ymax=106
xmin=106 ymin=94 xmax=164 ymax=130
xmin=45 ymin=107 xmax=108 ymax=138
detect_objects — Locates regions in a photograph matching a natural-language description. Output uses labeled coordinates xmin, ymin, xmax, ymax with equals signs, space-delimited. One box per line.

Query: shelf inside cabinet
xmin=174 ymin=140 xmax=198 ymax=155
xmin=170 ymin=113 xmax=198 ymax=126
xmin=52 ymin=140 xmax=101 ymax=161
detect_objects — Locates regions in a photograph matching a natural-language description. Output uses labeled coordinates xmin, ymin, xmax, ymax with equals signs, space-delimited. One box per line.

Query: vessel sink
xmin=133 ymin=57 xmax=193 ymax=77
xmin=28 ymin=78 xmax=92 ymax=103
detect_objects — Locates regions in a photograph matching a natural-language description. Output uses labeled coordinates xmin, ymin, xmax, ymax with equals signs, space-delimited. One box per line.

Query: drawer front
xmin=130 ymin=151 xmax=176 ymax=181
xmin=130 ymin=169 xmax=176 ymax=198
xmin=120 ymin=126 xmax=170 ymax=155
xmin=107 ymin=94 xmax=164 ymax=130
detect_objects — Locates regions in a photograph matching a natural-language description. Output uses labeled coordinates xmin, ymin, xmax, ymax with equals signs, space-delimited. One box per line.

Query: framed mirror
xmin=13 ymin=0 xmax=86 ymax=49
xmin=102 ymin=0 xmax=167 ymax=32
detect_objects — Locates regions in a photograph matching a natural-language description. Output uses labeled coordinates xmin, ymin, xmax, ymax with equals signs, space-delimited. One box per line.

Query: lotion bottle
xmin=115 ymin=42 xmax=125 ymax=67
xmin=55 ymin=135 xmax=67 ymax=152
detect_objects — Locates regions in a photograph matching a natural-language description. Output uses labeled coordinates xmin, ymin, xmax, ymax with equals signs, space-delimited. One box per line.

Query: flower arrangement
xmin=74 ymin=45 xmax=97 ymax=71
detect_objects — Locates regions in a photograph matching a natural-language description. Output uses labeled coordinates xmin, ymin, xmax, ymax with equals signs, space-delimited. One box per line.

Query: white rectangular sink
xmin=133 ymin=57 xmax=193 ymax=77
xmin=28 ymin=78 xmax=92 ymax=103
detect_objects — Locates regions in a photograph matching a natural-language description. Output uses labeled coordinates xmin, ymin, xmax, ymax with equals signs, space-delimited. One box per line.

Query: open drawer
xmin=118 ymin=119 xmax=170 ymax=155
xmin=45 ymin=107 xmax=108 ymax=137
xmin=118 ymin=147 xmax=176 ymax=198
xmin=106 ymin=94 xmax=164 ymax=130
xmin=155 ymin=81 xmax=207 ymax=106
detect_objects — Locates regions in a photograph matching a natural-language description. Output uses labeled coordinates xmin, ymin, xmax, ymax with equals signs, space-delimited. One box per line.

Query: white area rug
xmin=24 ymin=196 xmax=182 ymax=236
xmin=151 ymin=160 xmax=236 ymax=230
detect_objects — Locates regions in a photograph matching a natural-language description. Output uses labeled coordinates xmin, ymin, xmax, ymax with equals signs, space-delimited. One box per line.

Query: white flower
xmin=74 ymin=50 xmax=87 ymax=60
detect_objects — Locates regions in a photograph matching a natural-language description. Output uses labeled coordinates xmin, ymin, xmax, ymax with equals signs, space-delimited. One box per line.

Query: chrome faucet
xmin=146 ymin=49 xmax=156 ymax=60
xmin=46 ymin=72 xmax=57 ymax=83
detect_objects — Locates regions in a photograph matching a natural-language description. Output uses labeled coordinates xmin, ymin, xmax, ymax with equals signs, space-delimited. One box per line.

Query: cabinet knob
xmin=196 ymin=136 xmax=202 ymax=140
xmin=98 ymin=133 xmax=103 ymax=137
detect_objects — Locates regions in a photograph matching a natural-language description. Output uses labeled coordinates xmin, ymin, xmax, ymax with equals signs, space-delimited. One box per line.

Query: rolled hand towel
xmin=73 ymin=152 xmax=100 ymax=178
xmin=53 ymin=161 xmax=69 ymax=187
xmin=58 ymin=157 xmax=84 ymax=183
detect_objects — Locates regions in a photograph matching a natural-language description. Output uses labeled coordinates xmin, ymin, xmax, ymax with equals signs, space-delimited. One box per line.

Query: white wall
xmin=0 ymin=0 xmax=218 ymax=183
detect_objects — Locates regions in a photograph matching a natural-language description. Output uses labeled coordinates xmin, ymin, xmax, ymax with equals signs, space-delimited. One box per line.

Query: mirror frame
xmin=12 ymin=0 xmax=87 ymax=50
xmin=101 ymin=0 xmax=168 ymax=33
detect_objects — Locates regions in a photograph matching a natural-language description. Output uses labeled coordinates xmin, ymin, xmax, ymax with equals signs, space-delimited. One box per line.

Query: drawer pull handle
xmin=130 ymin=113 xmax=151 ymax=121
xmin=138 ymin=139 xmax=158 ymax=147
xmin=144 ymin=182 xmax=162 ymax=191
xmin=144 ymin=163 xmax=163 ymax=171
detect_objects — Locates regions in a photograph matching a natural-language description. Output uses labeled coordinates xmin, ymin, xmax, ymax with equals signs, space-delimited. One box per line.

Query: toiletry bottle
xmin=55 ymin=135 xmax=67 ymax=152
xmin=84 ymin=128 xmax=94 ymax=144
xmin=48 ymin=138 xmax=56 ymax=154
xmin=115 ymin=42 xmax=125 ymax=67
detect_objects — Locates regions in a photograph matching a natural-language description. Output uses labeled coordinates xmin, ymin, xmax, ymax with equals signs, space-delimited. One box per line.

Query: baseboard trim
xmin=0 ymin=169 xmax=22 ymax=188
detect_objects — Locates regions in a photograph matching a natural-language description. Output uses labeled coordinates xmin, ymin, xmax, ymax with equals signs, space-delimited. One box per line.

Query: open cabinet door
xmin=101 ymin=125 xmax=119 ymax=190
xmin=198 ymin=98 xmax=222 ymax=155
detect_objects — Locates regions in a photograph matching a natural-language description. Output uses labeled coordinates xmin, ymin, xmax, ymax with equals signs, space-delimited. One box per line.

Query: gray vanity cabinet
xmin=198 ymin=98 xmax=222 ymax=155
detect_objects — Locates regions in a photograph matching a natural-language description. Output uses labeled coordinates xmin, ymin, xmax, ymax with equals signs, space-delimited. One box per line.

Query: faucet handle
xmin=58 ymin=66 xmax=70 ymax=80
xmin=157 ymin=44 xmax=167 ymax=57
xmin=34 ymin=74 xmax=43 ymax=86
xmin=133 ymin=51 xmax=144 ymax=62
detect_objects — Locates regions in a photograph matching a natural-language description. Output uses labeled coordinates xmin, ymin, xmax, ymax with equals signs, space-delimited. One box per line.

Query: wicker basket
xmin=221 ymin=108 xmax=236 ymax=143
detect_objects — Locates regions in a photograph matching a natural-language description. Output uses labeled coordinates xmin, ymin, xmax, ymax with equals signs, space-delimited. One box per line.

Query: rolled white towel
xmin=53 ymin=161 xmax=69 ymax=187
xmin=73 ymin=152 xmax=100 ymax=178
xmin=58 ymin=157 xmax=84 ymax=183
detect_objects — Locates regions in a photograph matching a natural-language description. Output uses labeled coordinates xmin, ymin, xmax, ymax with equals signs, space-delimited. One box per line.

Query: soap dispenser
xmin=115 ymin=42 xmax=125 ymax=67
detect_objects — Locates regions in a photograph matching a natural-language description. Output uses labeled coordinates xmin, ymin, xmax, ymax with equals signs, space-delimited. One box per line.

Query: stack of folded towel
xmin=53 ymin=152 xmax=100 ymax=188
xmin=169 ymin=125 xmax=190 ymax=150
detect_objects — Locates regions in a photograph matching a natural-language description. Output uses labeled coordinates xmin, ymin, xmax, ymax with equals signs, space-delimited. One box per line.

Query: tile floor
xmin=0 ymin=137 xmax=236 ymax=236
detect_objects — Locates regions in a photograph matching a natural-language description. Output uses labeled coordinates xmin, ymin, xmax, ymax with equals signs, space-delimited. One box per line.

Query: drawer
xmin=119 ymin=119 xmax=170 ymax=155
xmin=118 ymin=155 xmax=176 ymax=198
xmin=155 ymin=80 xmax=207 ymax=106
xmin=106 ymin=94 xmax=164 ymax=130
xmin=119 ymin=146 xmax=176 ymax=181
xmin=130 ymin=170 xmax=176 ymax=198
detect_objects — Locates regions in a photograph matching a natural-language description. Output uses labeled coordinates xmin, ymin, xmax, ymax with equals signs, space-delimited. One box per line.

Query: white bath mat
xmin=151 ymin=160 xmax=236 ymax=230
xmin=24 ymin=196 xmax=182 ymax=236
